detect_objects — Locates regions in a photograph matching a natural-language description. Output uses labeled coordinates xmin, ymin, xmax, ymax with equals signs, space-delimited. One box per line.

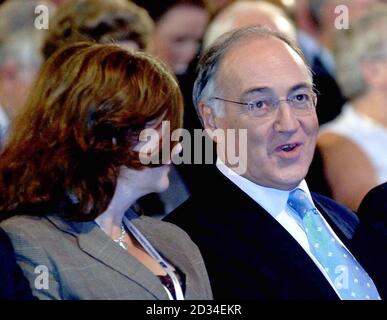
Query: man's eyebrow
xmin=288 ymin=83 xmax=314 ymax=93
xmin=240 ymin=83 xmax=314 ymax=100
xmin=241 ymin=83 xmax=314 ymax=97
xmin=241 ymin=87 xmax=271 ymax=97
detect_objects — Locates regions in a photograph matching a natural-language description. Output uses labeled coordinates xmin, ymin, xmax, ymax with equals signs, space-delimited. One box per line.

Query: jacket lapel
xmin=230 ymin=191 xmax=339 ymax=299
xmin=132 ymin=217 xmax=202 ymax=299
xmin=46 ymin=215 xmax=169 ymax=300
xmin=312 ymin=193 xmax=359 ymax=240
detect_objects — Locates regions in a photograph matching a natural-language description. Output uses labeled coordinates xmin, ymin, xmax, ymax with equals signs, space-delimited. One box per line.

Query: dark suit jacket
xmin=358 ymin=182 xmax=387 ymax=227
xmin=165 ymin=165 xmax=386 ymax=300
xmin=353 ymin=182 xmax=387 ymax=294
xmin=0 ymin=228 xmax=35 ymax=300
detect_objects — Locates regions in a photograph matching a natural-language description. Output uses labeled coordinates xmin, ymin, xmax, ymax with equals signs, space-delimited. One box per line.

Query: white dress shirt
xmin=216 ymin=159 xmax=358 ymax=299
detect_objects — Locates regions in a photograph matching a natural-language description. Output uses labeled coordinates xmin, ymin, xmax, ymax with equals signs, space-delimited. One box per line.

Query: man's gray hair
xmin=193 ymin=26 xmax=312 ymax=120
xmin=334 ymin=4 xmax=387 ymax=99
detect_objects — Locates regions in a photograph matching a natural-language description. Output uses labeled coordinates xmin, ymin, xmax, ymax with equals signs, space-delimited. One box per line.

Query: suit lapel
xmin=231 ymin=192 xmax=338 ymax=298
xmin=46 ymin=215 xmax=169 ymax=300
xmin=131 ymin=216 xmax=202 ymax=299
xmin=312 ymin=193 xmax=358 ymax=240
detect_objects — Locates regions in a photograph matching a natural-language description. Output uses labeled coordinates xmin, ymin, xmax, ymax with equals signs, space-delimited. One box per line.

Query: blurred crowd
xmin=1 ymin=0 xmax=387 ymax=214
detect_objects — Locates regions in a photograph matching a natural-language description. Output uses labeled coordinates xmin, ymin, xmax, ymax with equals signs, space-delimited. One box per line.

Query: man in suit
xmin=166 ymin=26 xmax=384 ymax=300
xmin=0 ymin=228 xmax=36 ymax=300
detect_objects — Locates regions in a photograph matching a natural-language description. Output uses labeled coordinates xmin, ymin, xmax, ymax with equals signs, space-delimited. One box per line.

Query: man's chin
xmin=275 ymin=171 xmax=308 ymax=190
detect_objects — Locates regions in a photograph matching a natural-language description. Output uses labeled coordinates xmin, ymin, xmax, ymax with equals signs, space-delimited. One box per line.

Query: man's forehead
xmin=216 ymin=36 xmax=310 ymax=88
xmin=220 ymin=36 xmax=304 ymax=68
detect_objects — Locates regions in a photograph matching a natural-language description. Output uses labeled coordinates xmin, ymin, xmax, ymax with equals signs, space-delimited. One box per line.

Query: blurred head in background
xmin=203 ymin=0 xmax=296 ymax=49
xmin=334 ymin=4 xmax=387 ymax=100
xmin=0 ymin=0 xmax=53 ymax=122
xmin=133 ymin=0 xmax=209 ymax=75
xmin=317 ymin=4 xmax=387 ymax=210
xmin=307 ymin=0 xmax=383 ymax=49
xmin=43 ymin=0 xmax=153 ymax=60
xmin=204 ymin=0 xmax=236 ymax=18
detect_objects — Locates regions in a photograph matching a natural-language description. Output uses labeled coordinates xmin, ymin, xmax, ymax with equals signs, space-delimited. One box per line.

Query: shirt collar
xmin=216 ymin=158 xmax=314 ymax=218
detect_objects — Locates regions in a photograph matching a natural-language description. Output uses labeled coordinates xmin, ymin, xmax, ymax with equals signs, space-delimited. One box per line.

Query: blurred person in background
xmin=295 ymin=0 xmax=385 ymax=125
xmin=297 ymin=0 xmax=382 ymax=75
xmin=0 ymin=0 xmax=54 ymax=147
xmin=42 ymin=0 xmax=153 ymax=60
xmin=204 ymin=0 xmax=236 ymax=18
xmin=130 ymin=0 xmax=209 ymax=133
xmin=0 ymin=0 xmax=53 ymax=300
xmin=353 ymin=182 xmax=387 ymax=294
xmin=203 ymin=0 xmax=297 ymax=49
xmin=318 ymin=5 xmax=387 ymax=211
xmin=131 ymin=0 xmax=210 ymax=216
xmin=132 ymin=0 xmax=209 ymax=76
xmin=0 ymin=42 xmax=212 ymax=300
xmin=293 ymin=0 xmax=346 ymax=125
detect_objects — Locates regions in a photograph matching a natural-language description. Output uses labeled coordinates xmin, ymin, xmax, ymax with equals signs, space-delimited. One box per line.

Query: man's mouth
xmin=280 ymin=143 xmax=297 ymax=152
xmin=278 ymin=143 xmax=300 ymax=152
xmin=274 ymin=142 xmax=303 ymax=158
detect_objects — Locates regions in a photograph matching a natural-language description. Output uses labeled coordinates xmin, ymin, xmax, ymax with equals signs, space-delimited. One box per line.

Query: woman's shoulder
xmin=0 ymin=214 xmax=56 ymax=244
xmin=1 ymin=215 xmax=46 ymax=230
xmin=0 ymin=215 xmax=44 ymax=230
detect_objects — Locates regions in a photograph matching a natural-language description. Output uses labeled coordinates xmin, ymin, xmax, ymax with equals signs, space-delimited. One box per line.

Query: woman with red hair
xmin=0 ymin=42 xmax=212 ymax=300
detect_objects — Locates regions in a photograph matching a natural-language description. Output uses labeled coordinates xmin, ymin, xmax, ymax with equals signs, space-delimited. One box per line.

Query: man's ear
xmin=198 ymin=102 xmax=217 ymax=131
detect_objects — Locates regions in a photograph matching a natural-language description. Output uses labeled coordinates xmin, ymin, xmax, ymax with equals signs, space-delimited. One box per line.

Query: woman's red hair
xmin=0 ymin=42 xmax=183 ymax=220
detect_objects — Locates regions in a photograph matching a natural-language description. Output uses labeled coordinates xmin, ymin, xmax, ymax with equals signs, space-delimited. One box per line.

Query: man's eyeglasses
xmin=210 ymin=91 xmax=317 ymax=118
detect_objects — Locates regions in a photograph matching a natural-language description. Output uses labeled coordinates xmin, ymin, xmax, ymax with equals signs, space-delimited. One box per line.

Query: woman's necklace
xmin=113 ymin=224 xmax=128 ymax=250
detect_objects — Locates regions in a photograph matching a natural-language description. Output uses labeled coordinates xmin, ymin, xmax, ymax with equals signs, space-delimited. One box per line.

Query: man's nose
xmin=273 ymin=103 xmax=299 ymax=133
